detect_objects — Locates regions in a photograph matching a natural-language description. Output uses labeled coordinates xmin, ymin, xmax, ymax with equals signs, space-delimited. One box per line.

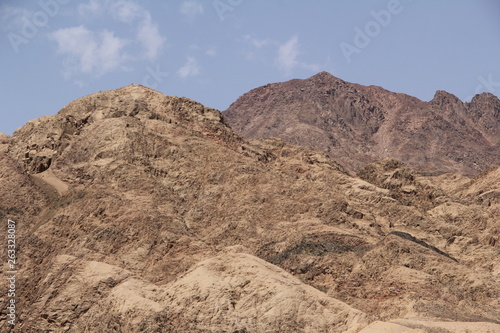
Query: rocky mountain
xmin=223 ymin=72 xmax=500 ymax=175
xmin=0 ymin=85 xmax=499 ymax=332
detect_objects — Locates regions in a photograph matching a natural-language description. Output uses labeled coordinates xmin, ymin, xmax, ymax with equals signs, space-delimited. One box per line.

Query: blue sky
xmin=1 ymin=0 xmax=499 ymax=135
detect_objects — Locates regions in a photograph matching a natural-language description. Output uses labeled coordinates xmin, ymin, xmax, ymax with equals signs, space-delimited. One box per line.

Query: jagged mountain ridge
xmin=223 ymin=71 xmax=500 ymax=175
xmin=0 ymin=85 xmax=498 ymax=332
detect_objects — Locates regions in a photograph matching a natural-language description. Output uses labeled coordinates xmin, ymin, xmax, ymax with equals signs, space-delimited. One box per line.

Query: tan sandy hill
xmin=223 ymin=71 xmax=500 ymax=175
xmin=0 ymin=85 xmax=498 ymax=332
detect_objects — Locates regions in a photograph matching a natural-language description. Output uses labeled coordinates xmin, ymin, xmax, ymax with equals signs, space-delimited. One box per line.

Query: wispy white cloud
xmin=302 ymin=62 xmax=320 ymax=72
xmin=109 ymin=0 xmax=143 ymax=23
xmin=52 ymin=0 xmax=165 ymax=80
xmin=49 ymin=25 xmax=130 ymax=78
xmin=108 ymin=0 xmax=165 ymax=60
xmin=277 ymin=36 xmax=299 ymax=74
xmin=77 ymin=0 xmax=106 ymax=18
xmin=137 ymin=12 xmax=165 ymax=60
xmin=78 ymin=0 xmax=144 ymax=22
xmin=244 ymin=35 xmax=273 ymax=49
xmin=177 ymin=57 xmax=200 ymax=78
xmin=179 ymin=1 xmax=204 ymax=22
xmin=189 ymin=44 xmax=217 ymax=57
xmin=242 ymin=34 xmax=320 ymax=74
xmin=241 ymin=35 xmax=275 ymax=62
xmin=205 ymin=46 xmax=217 ymax=57
xmin=276 ymin=36 xmax=319 ymax=75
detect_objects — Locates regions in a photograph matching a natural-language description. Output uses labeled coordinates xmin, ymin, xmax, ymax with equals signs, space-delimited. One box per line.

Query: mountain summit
xmin=223 ymin=72 xmax=500 ymax=175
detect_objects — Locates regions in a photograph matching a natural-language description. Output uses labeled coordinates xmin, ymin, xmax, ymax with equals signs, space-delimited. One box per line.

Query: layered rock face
xmin=224 ymin=72 xmax=500 ymax=175
xmin=0 ymin=85 xmax=498 ymax=332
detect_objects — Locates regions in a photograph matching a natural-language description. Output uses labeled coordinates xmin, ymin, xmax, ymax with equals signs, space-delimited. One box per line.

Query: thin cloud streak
xmin=276 ymin=36 xmax=319 ymax=75
xmin=178 ymin=56 xmax=200 ymax=78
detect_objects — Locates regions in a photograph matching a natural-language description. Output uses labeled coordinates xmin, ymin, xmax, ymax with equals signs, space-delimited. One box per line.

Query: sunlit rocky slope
xmin=0 ymin=84 xmax=498 ymax=332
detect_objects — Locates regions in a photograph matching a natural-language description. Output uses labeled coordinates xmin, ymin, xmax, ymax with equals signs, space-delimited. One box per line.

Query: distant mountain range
xmin=224 ymin=71 xmax=500 ymax=175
